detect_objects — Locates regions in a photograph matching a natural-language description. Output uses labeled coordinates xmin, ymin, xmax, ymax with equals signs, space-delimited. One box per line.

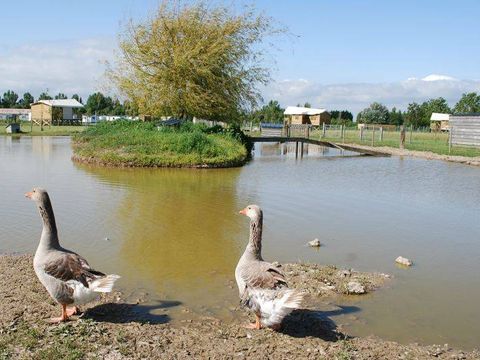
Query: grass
xmin=72 ymin=120 xmax=249 ymax=167
xmin=310 ymin=128 xmax=480 ymax=157
xmin=0 ymin=121 xmax=85 ymax=136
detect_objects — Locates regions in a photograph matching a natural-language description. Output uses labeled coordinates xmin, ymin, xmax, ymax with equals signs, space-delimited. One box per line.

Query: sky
xmin=1 ymin=0 xmax=479 ymax=114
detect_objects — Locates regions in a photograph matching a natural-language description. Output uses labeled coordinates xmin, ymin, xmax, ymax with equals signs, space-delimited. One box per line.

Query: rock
xmin=308 ymin=238 xmax=321 ymax=247
xmin=337 ymin=270 xmax=351 ymax=278
xmin=346 ymin=281 xmax=365 ymax=294
xmin=395 ymin=256 xmax=413 ymax=266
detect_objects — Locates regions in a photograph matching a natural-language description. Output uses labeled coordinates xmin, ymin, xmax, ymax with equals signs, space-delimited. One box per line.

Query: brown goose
xmin=235 ymin=205 xmax=303 ymax=330
xmin=26 ymin=187 xmax=120 ymax=323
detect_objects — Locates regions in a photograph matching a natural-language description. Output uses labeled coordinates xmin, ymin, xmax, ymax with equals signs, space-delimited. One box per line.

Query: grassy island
xmin=72 ymin=121 xmax=250 ymax=168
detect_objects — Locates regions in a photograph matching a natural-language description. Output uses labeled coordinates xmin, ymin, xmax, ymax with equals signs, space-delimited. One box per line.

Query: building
xmin=430 ymin=112 xmax=450 ymax=131
xmin=30 ymin=99 xmax=84 ymax=126
xmin=0 ymin=108 xmax=31 ymax=121
xmin=283 ymin=106 xmax=330 ymax=126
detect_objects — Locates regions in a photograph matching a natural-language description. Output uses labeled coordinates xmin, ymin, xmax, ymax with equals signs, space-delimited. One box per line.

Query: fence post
xmin=400 ymin=126 xmax=405 ymax=149
xmin=360 ymin=126 xmax=364 ymax=141
xmin=409 ymin=125 xmax=413 ymax=144
xmin=322 ymin=123 xmax=326 ymax=138
xmin=372 ymin=127 xmax=375 ymax=146
xmin=341 ymin=125 xmax=345 ymax=142
xmin=380 ymin=127 xmax=383 ymax=141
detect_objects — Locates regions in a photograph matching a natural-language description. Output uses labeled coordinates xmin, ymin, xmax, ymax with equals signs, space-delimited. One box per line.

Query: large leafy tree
xmin=453 ymin=92 xmax=480 ymax=113
xmin=38 ymin=92 xmax=52 ymax=100
xmin=356 ymin=102 xmax=390 ymax=124
xmin=251 ymin=100 xmax=284 ymax=123
xmin=109 ymin=1 xmax=280 ymax=122
xmin=405 ymin=102 xmax=424 ymax=128
xmin=1 ymin=90 xmax=19 ymax=108
xmin=405 ymin=97 xmax=450 ymax=128
xmin=54 ymin=93 xmax=68 ymax=100
xmin=85 ymin=92 xmax=114 ymax=115
xmin=18 ymin=92 xmax=34 ymax=108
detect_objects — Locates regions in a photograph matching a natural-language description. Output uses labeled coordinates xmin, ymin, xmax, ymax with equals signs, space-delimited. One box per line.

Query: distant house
xmin=0 ymin=108 xmax=31 ymax=121
xmin=31 ymin=99 xmax=84 ymax=126
xmin=430 ymin=112 xmax=450 ymax=131
xmin=283 ymin=106 xmax=330 ymax=126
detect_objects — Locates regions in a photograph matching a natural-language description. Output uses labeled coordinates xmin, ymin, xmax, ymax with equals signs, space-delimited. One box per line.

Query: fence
xmin=449 ymin=115 xmax=480 ymax=148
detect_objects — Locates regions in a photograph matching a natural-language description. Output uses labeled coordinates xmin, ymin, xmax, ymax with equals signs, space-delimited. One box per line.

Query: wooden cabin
xmin=283 ymin=106 xmax=330 ymax=126
xmin=430 ymin=112 xmax=450 ymax=131
xmin=30 ymin=99 xmax=84 ymax=126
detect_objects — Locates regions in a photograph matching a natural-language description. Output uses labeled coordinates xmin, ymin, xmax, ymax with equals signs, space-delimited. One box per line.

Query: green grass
xmin=72 ymin=120 xmax=249 ymax=167
xmin=0 ymin=121 xmax=85 ymax=136
xmin=311 ymin=128 xmax=480 ymax=157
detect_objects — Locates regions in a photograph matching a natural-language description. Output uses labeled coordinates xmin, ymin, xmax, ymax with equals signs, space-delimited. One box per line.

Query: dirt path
xmin=340 ymin=143 xmax=480 ymax=166
xmin=1 ymin=255 xmax=478 ymax=359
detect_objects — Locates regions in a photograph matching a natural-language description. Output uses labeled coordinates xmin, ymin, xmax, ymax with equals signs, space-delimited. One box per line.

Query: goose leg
xmin=66 ymin=306 xmax=79 ymax=317
xmin=243 ymin=314 xmax=262 ymax=329
xmin=49 ymin=304 xmax=69 ymax=323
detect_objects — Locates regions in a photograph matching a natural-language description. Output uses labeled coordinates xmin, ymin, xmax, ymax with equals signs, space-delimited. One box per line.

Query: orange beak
xmin=25 ymin=191 xmax=33 ymax=199
xmin=239 ymin=208 xmax=247 ymax=215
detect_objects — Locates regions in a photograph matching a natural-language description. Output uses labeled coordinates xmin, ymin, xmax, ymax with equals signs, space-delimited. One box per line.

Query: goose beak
xmin=25 ymin=191 xmax=33 ymax=199
xmin=239 ymin=208 xmax=247 ymax=215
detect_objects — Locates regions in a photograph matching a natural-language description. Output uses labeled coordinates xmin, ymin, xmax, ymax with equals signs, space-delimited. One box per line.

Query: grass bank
xmin=0 ymin=121 xmax=85 ymax=136
xmin=72 ymin=121 xmax=250 ymax=168
xmin=314 ymin=128 xmax=480 ymax=158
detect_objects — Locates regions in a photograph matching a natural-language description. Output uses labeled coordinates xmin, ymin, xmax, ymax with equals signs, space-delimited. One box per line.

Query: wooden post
xmin=300 ymin=141 xmax=304 ymax=157
xmin=372 ymin=127 xmax=375 ymax=146
xmin=295 ymin=141 xmax=299 ymax=158
xmin=380 ymin=127 xmax=383 ymax=141
xmin=322 ymin=123 xmax=326 ymax=138
xmin=341 ymin=125 xmax=345 ymax=142
xmin=360 ymin=126 xmax=364 ymax=141
xmin=409 ymin=125 xmax=413 ymax=144
xmin=400 ymin=126 xmax=405 ymax=149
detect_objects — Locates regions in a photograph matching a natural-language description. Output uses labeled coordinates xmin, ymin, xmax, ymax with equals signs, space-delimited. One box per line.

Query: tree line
xmin=357 ymin=92 xmax=480 ymax=128
xmin=0 ymin=90 xmax=139 ymax=116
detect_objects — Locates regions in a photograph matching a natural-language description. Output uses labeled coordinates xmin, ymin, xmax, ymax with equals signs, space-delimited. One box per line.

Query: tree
xmin=251 ymin=100 xmax=284 ymax=123
xmin=38 ymin=92 xmax=52 ymax=100
xmin=454 ymin=92 xmax=480 ymax=114
xmin=356 ymin=102 xmax=390 ymax=124
xmin=18 ymin=92 xmax=34 ymax=108
xmin=405 ymin=102 xmax=424 ymax=128
xmin=303 ymin=102 xmax=311 ymax=108
xmin=72 ymin=94 xmax=83 ymax=104
xmin=1 ymin=90 xmax=19 ymax=108
xmin=389 ymin=107 xmax=404 ymax=126
xmin=54 ymin=93 xmax=68 ymax=100
xmin=85 ymin=92 xmax=114 ymax=115
xmin=108 ymin=1 xmax=281 ymax=121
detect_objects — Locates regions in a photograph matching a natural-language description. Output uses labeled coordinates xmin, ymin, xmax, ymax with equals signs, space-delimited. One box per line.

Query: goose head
xmin=25 ymin=187 xmax=48 ymax=203
xmin=239 ymin=204 xmax=262 ymax=221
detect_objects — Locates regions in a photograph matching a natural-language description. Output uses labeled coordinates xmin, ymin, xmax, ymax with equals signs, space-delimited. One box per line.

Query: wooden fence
xmin=449 ymin=115 xmax=480 ymax=148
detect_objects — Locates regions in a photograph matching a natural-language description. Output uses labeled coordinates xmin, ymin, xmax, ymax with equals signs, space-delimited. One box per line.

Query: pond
xmin=1 ymin=136 xmax=479 ymax=350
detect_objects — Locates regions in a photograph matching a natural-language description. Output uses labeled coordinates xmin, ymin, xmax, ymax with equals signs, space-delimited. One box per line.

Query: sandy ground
xmin=1 ymin=255 xmax=478 ymax=359
xmin=340 ymin=143 xmax=480 ymax=166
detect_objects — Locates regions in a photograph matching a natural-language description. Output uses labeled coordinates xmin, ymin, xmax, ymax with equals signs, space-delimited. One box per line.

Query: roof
xmin=430 ymin=113 xmax=450 ymax=121
xmin=31 ymin=99 xmax=84 ymax=108
xmin=0 ymin=108 xmax=31 ymax=115
xmin=284 ymin=106 xmax=327 ymax=116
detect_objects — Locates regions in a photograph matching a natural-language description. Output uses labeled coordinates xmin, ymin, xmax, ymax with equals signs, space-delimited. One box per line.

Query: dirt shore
xmin=1 ymin=255 xmax=478 ymax=359
xmin=340 ymin=143 xmax=480 ymax=166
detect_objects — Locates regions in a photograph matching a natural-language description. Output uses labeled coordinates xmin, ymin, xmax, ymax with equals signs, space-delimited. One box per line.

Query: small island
xmin=72 ymin=121 xmax=250 ymax=168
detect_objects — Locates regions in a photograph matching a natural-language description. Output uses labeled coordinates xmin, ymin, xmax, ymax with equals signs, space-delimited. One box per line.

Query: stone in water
xmin=308 ymin=238 xmax=321 ymax=247
xmin=395 ymin=256 xmax=412 ymax=266
xmin=346 ymin=281 xmax=365 ymax=294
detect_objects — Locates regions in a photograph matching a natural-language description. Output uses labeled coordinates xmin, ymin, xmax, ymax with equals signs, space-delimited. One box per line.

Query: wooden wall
xmin=450 ymin=115 xmax=480 ymax=147
xmin=31 ymin=103 xmax=52 ymax=122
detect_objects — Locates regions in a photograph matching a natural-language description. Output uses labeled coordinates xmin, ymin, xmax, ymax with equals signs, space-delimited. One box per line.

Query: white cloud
xmin=0 ymin=38 xmax=115 ymax=99
xmin=264 ymin=74 xmax=480 ymax=114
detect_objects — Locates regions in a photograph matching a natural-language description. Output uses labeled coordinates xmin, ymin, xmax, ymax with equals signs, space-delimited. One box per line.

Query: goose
xmin=25 ymin=187 xmax=120 ymax=323
xmin=235 ymin=205 xmax=303 ymax=330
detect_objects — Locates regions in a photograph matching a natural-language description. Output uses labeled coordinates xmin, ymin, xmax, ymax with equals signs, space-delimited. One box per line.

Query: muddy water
xmin=1 ymin=136 xmax=479 ymax=349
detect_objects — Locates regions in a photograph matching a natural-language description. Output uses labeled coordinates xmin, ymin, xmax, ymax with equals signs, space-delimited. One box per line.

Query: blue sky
xmin=1 ymin=0 xmax=479 ymax=113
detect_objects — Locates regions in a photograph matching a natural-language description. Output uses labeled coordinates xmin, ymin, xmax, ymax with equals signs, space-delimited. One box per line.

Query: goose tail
xmin=91 ymin=274 xmax=121 ymax=293
xmin=249 ymin=288 xmax=304 ymax=328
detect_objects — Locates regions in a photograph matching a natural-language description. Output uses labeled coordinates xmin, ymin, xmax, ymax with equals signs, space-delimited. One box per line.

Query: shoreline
xmin=339 ymin=143 xmax=480 ymax=166
xmin=1 ymin=254 xmax=478 ymax=359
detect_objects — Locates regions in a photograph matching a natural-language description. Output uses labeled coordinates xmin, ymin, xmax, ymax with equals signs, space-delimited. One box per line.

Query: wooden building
xmin=449 ymin=114 xmax=480 ymax=147
xmin=0 ymin=108 xmax=31 ymax=121
xmin=283 ymin=106 xmax=330 ymax=126
xmin=30 ymin=99 xmax=84 ymax=126
xmin=430 ymin=113 xmax=450 ymax=131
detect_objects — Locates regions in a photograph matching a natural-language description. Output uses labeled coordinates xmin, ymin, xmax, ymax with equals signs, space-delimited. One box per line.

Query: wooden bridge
xmin=250 ymin=136 xmax=390 ymax=157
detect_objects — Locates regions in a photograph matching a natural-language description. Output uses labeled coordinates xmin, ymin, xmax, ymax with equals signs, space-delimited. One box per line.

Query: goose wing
xmin=241 ymin=261 xmax=287 ymax=290
xmin=43 ymin=253 xmax=105 ymax=288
